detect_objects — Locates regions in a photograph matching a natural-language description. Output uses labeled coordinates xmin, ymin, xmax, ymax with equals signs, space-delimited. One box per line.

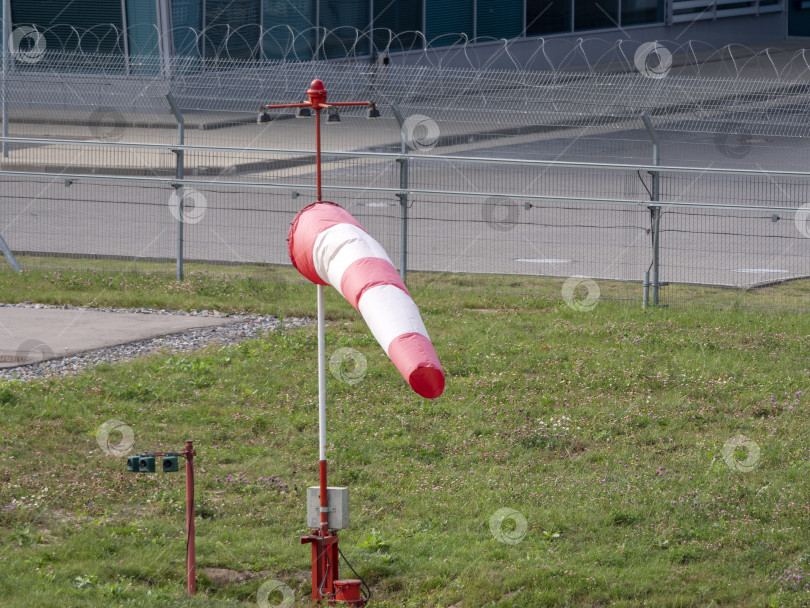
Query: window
xmin=263 ymin=0 xmax=316 ymax=60
xmin=425 ymin=0 xmax=474 ymax=45
xmin=477 ymin=0 xmax=524 ymax=38
xmin=172 ymin=0 xmax=202 ymax=57
xmin=621 ymin=0 xmax=663 ymax=25
xmin=11 ymin=0 xmax=124 ymax=56
xmin=127 ymin=0 xmax=158 ymax=57
xmin=526 ymin=0 xmax=572 ymax=34
xmin=373 ymin=0 xmax=423 ymax=51
xmin=575 ymin=0 xmax=619 ymax=30
xmin=125 ymin=0 xmax=160 ymax=73
xmin=319 ymin=0 xmax=369 ymax=57
xmin=205 ymin=0 xmax=261 ymax=60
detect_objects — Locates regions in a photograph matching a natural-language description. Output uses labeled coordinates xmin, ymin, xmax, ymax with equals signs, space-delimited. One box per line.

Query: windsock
xmin=288 ymin=202 xmax=444 ymax=399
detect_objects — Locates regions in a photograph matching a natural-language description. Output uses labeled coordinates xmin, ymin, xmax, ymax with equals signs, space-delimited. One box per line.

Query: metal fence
xmin=2 ymin=27 xmax=810 ymax=310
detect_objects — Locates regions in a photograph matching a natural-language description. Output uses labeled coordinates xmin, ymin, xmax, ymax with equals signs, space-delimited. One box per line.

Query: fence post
xmin=167 ymin=94 xmax=185 ymax=281
xmin=2 ymin=0 xmax=10 ymax=158
xmin=642 ymin=113 xmax=661 ymax=306
xmin=0 ymin=232 xmax=20 ymax=273
xmin=391 ymin=103 xmax=409 ymax=283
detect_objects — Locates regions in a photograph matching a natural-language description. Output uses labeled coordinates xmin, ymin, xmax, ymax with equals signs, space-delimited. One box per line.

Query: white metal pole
xmin=317 ymin=283 xmax=326 ymax=461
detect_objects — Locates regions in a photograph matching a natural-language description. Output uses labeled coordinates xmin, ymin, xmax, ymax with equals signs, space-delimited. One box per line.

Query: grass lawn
xmin=0 ymin=264 xmax=809 ymax=607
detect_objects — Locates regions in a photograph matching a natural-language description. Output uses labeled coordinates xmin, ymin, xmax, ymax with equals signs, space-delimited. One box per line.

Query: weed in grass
xmin=0 ymin=385 xmax=18 ymax=406
xmin=358 ymin=529 xmax=392 ymax=554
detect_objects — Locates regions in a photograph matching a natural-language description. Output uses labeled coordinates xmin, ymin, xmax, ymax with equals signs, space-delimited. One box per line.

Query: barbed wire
xmin=6 ymin=23 xmax=810 ymax=78
xmin=3 ymin=25 xmax=810 ymax=138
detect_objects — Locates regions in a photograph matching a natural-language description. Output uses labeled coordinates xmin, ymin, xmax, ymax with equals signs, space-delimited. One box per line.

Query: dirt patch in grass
xmin=202 ymin=567 xmax=310 ymax=589
xmin=202 ymin=567 xmax=271 ymax=586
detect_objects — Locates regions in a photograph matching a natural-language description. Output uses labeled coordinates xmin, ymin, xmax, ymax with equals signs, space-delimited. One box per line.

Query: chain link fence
xmin=2 ymin=27 xmax=810 ymax=309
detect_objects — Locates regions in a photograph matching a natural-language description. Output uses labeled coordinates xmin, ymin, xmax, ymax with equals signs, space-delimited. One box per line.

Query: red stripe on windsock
xmin=340 ymin=257 xmax=410 ymax=310
xmin=288 ymin=202 xmax=364 ymax=285
xmin=388 ymin=332 xmax=445 ymax=399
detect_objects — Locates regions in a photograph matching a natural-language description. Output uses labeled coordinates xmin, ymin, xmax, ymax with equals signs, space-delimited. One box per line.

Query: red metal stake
xmin=126 ymin=444 xmax=198 ymax=596
xmin=185 ymin=440 xmax=196 ymax=596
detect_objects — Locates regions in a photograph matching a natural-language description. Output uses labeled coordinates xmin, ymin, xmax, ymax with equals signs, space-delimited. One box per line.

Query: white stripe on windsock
xmin=312 ymin=223 xmax=392 ymax=298
xmin=357 ymin=285 xmax=429 ymax=355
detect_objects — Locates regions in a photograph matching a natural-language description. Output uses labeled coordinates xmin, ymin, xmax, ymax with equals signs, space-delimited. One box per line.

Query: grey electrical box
xmin=307 ymin=486 xmax=350 ymax=530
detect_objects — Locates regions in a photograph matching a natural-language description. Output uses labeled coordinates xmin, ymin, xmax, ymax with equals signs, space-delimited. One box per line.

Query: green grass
xmin=4 ymin=254 xmax=810 ymax=312
xmin=1 ymin=264 xmax=810 ymax=607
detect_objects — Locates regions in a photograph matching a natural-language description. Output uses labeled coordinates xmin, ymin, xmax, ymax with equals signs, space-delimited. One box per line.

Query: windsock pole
xmin=314 ymin=92 xmax=329 ymax=541
xmin=313 ymin=95 xmax=333 ymax=602
xmin=313 ymin=94 xmax=337 ymax=598
xmin=269 ymin=80 xmax=372 ymax=606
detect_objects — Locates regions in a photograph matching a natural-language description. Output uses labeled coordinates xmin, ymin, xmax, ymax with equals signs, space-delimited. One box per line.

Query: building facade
xmin=0 ymin=0 xmax=805 ymax=66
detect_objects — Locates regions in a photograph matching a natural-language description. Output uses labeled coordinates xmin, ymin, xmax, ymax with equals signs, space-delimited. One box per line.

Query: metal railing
xmin=2 ymin=128 xmax=809 ymax=309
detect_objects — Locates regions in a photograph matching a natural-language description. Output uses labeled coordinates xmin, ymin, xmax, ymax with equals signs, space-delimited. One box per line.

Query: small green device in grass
xmin=162 ymin=454 xmax=179 ymax=472
xmin=126 ymin=453 xmax=179 ymax=473
xmin=127 ymin=455 xmax=141 ymax=472
xmin=138 ymin=456 xmax=156 ymax=473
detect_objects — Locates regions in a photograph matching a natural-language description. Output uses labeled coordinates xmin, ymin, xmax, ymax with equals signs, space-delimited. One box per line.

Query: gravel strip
xmin=0 ymin=303 xmax=312 ymax=382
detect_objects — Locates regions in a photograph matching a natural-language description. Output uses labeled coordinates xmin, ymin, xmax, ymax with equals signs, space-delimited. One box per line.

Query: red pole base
xmin=301 ymin=529 xmax=340 ymax=604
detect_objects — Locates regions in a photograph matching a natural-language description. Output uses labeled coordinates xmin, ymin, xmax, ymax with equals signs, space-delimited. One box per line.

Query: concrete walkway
xmin=0 ymin=307 xmax=233 ymax=368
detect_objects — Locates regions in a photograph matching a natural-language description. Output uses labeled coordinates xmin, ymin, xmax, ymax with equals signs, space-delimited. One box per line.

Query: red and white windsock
xmin=288 ymin=202 xmax=445 ymax=399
